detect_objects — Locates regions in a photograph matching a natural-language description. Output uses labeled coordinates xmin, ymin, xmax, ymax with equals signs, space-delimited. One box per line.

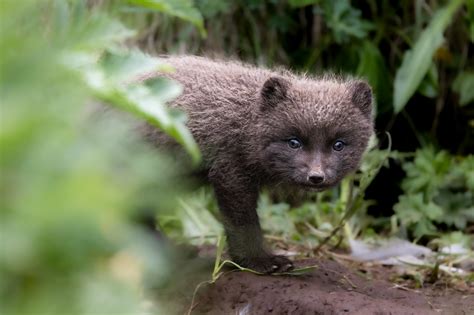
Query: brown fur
xmin=140 ymin=56 xmax=374 ymax=273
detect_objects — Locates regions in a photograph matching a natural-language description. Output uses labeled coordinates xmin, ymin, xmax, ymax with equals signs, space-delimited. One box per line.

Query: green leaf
xmin=196 ymin=0 xmax=231 ymax=18
xmin=100 ymin=50 xmax=165 ymax=83
xmin=70 ymin=50 xmax=201 ymax=164
xmin=434 ymin=231 xmax=473 ymax=249
xmin=145 ymin=77 xmax=183 ymax=103
xmin=453 ymin=71 xmax=474 ymax=106
xmin=393 ymin=0 xmax=465 ymax=113
xmin=126 ymin=0 xmax=206 ymax=37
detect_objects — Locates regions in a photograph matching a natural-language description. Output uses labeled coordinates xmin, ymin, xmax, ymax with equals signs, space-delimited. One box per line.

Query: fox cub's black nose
xmin=308 ymin=174 xmax=325 ymax=184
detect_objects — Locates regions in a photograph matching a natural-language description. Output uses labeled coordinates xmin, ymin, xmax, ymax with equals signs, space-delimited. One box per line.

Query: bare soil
xmin=190 ymin=258 xmax=473 ymax=315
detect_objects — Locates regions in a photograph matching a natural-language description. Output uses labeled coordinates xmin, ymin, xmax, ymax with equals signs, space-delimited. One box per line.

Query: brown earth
xmin=188 ymin=258 xmax=473 ymax=315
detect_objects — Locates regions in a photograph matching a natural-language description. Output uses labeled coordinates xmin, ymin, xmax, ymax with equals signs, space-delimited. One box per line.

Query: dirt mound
xmin=191 ymin=259 xmax=473 ymax=315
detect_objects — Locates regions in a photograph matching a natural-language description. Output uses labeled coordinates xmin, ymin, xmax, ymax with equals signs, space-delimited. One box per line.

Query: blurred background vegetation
xmin=1 ymin=0 xmax=472 ymax=314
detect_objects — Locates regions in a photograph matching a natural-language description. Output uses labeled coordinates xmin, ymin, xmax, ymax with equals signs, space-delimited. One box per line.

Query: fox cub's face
xmin=257 ymin=76 xmax=374 ymax=190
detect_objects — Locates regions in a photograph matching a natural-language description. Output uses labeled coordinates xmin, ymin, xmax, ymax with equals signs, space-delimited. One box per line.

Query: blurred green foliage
xmin=0 ymin=0 xmax=199 ymax=314
xmin=453 ymin=71 xmax=474 ymax=106
xmin=129 ymin=0 xmax=472 ymax=118
xmin=1 ymin=0 xmax=473 ymax=313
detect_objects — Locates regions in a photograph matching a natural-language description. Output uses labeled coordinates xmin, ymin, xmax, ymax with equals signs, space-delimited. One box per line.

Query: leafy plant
xmin=394 ymin=148 xmax=474 ymax=239
xmin=159 ymin=135 xmax=393 ymax=254
xmin=115 ymin=0 xmax=473 ymax=257
xmin=288 ymin=0 xmax=319 ymax=8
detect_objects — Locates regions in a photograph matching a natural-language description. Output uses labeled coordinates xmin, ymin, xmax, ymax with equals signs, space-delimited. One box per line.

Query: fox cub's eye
xmin=332 ymin=140 xmax=345 ymax=151
xmin=288 ymin=138 xmax=302 ymax=149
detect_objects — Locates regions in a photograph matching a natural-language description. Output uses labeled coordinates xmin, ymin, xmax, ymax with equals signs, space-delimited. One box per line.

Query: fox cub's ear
xmin=261 ymin=77 xmax=290 ymax=110
xmin=350 ymin=81 xmax=373 ymax=119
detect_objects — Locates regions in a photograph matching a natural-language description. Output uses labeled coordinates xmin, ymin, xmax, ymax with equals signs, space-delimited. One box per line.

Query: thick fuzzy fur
xmin=140 ymin=56 xmax=374 ymax=273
